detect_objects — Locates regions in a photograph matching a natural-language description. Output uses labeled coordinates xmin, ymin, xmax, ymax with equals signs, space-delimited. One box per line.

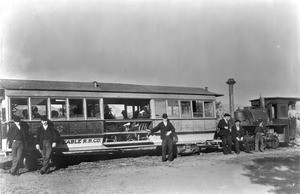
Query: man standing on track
xmin=7 ymin=116 xmax=30 ymax=176
xmin=36 ymin=115 xmax=60 ymax=174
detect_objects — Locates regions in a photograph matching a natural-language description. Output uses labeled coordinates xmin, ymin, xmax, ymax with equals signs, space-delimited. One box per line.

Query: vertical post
xmin=100 ymin=98 xmax=104 ymax=120
xmin=226 ymin=78 xmax=236 ymax=117
xmin=66 ymin=98 xmax=70 ymax=120
xmin=83 ymin=98 xmax=87 ymax=120
xmin=47 ymin=98 xmax=51 ymax=119
xmin=150 ymin=99 xmax=155 ymax=119
xmin=28 ymin=97 xmax=32 ymax=120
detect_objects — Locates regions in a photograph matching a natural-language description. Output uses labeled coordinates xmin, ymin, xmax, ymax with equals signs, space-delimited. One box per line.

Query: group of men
xmin=6 ymin=115 xmax=60 ymax=176
xmin=217 ymin=113 xmax=268 ymax=155
xmin=6 ymin=112 xmax=268 ymax=175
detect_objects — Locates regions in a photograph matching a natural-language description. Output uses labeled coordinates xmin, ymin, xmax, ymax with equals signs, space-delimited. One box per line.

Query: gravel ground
xmin=0 ymin=146 xmax=299 ymax=194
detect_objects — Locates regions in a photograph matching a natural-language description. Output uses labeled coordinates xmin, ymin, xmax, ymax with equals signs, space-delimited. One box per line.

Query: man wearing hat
xmin=231 ymin=119 xmax=251 ymax=154
xmin=36 ymin=115 xmax=60 ymax=174
xmin=254 ymin=118 xmax=268 ymax=152
xmin=7 ymin=116 xmax=30 ymax=175
xmin=148 ymin=113 xmax=175 ymax=162
xmin=217 ymin=113 xmax=232 ymax=155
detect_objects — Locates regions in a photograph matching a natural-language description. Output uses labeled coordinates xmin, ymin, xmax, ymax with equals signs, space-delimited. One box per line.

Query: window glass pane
xmin=193 ymin=100 xmax=203 ymax=118
xmin=31 ymin=98 xmax=47 ymax=119
xmin=278 ymin=104 xmax=288 ymax=118
xmin=204 ymin=102 xmax=214 ymax=117
xmin=87 ymin=99 xmax=100 ymax=118
xmin=50 ymin=98 xmax=67 ymax=119
xmin=155 ymin=100 xmax=166 ymax=118
xmin=181 ymin=101 xmax=191 ymax=118
xmin=69 ymin=99 xmax=84 ymax=119
xmin=10 ymin=98 xmax=28 ymax=120
xmin=167 ymin=100 xmax=179 ymax=118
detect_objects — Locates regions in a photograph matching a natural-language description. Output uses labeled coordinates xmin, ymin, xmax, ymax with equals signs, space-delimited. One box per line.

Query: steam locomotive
xmin=233 ymin=97 xmax=300 ymax=149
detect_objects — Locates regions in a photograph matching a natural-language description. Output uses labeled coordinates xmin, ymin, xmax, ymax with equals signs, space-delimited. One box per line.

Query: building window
xmin=167 ymin=100 xmax=179 ymax=118
xmin=50 ymin=98 xmax=67 ymax=119
xmin=31 ymin=98 xmax=47 ymax=119
xmin=69 ymin=99 xmax=84 ymax=119
xmin=192 ymin=100 xmax=203 ymax=118
xmin=87 ymin=99 xmax=100 ymax=118
xmin=10 ymin=98 xmax=29 ymax=120
xmin=181 ymin=101 xmax=192 ymax=118
xmin=204 ymin=101 xmax=214 ymax=117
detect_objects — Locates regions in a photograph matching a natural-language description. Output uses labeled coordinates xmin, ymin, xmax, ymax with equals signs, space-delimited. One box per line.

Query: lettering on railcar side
xmin=63 ymin=138 xmax=102 ymax=145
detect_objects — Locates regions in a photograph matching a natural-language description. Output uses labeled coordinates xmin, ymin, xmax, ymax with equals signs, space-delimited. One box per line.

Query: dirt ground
xmin=0 ymin=146 xmax=299 ymax=194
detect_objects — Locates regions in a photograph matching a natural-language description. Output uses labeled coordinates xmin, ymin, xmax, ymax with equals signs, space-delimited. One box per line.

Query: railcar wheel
xmin=271 ymin=137 xmax=279 ymax=149
xmin=23 ymin=152 xmax=39 ymax=171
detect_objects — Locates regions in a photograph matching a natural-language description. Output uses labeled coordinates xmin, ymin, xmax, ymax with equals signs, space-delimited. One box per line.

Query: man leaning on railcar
xmin=217 ymin=113 xmax=232 ymax=155
xmin=148 ymin=113 xmax=175 ymax=162
xmin=7 ymin=116 xmax=30 ymax=176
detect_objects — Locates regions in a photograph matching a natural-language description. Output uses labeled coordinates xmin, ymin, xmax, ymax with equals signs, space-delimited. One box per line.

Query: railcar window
xmin=204 ymin=101 xmax=214 ymax=117
xmin=31 ymin=98 xmax=48 ymax=119
xmin=69 ymin=99 xmax=84 ymax=119
xmin=181 ymin=101 xmax=192 ymax=118
xmin=278 ymin=104 xmax=288 ymax=118
xmin=10 ymin=98 xmax=28 ymax=120
xmin=87 ymin=99 xmax=100 ymax=118
xmin=192 ymin=101 xmax=204 ymax=118
xmin=155 ymin=100 xmax=166 ymax=118
xmin=1 ymin=99 xmax=7 ymax=121
xmin=167 ymin=100 xmax=179 ymax=118
xmin=50 ymin=98 xmax=67 ymax=119
xmin=104 ymin=98 xmax=150 ymax=119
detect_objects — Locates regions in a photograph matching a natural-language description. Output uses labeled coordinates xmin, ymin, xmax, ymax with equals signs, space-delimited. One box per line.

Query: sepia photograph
xmin=0 ymin=0 xmax=299 ymax=193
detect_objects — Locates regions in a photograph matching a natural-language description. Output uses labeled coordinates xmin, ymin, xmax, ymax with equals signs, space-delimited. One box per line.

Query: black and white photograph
xmin=0 ymin=0 xmax=299 ymax=193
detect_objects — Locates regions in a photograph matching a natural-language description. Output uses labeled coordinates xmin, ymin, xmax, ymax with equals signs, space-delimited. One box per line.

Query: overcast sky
xmin=0 ymin=0 xmax=299 ymax=107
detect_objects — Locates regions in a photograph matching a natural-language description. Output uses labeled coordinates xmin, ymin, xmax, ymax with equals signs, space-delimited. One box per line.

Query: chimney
xmin=226 ymin=78 xmax=236 ymax=117
xmin=93 ymin=81 xmax=98 ymax=88
xmin=205 ymin=87 xmax=208 ymax=91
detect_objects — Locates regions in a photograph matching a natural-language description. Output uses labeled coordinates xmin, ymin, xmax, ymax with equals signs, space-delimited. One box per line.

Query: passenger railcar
xmin=0 ymin=79 xmax=222 ymax=156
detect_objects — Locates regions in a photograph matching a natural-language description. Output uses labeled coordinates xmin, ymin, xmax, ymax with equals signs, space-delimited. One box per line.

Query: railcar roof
xmin=0 ymin=79 xmax=223 ymax=97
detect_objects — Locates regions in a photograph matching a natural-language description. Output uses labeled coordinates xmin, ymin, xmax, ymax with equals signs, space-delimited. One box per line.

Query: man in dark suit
xmin=7 ymin=116 xmax=30 ymax=176
xmin=231 ymin=119 xmax=251 ymax=154
xmin=254 ymin=118 xmax=268 ymax=152
xmin=148 ymin=113 xmax=175 ymax=162
xmin=217 ymin=113 xmax=232 ymax=155
xmin=36 ymin=115 xmax=60 ymax=174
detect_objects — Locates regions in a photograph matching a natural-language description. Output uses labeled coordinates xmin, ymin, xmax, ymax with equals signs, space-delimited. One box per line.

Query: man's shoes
xmin=236 ymin=152 xmax=240 ymax=155
xmin=40 ymin=170 xmax=45 ymax=175
xmin=162 ymin=159 xmax=167 ymax=162
xmin=10 ymin=171 xmax=20 ymax=176
xmin=45 ymin=169 xmax=50 ymax=174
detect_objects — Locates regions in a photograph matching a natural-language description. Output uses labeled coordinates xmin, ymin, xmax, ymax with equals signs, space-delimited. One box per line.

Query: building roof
xmin=250 ymin=97 xmax=300 ymax=102
xmin=0 ymin=79 xmax=223 ymax=97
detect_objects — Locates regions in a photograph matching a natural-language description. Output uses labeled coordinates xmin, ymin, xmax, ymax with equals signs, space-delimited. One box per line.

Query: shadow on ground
xmin=243 ymin=156 xmax=300 ymax=194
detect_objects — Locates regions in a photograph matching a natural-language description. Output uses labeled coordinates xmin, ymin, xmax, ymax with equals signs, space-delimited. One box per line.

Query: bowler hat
xmin=13 ymin=116 xmax=21 ymax=122
xmin=41 ymin=115 xmax=48 ymax=121
xmin=162 ymin=113 xmax=168 ymax=119
xmin=224 ymin=113 xmax=231 ymax=117
xmin=235 ymin=119 xmax=241 ymax=123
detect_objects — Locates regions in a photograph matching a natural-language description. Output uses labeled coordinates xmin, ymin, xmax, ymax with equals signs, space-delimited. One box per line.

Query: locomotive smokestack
xmin=226 ymin=78 xmax=236 ymax=117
